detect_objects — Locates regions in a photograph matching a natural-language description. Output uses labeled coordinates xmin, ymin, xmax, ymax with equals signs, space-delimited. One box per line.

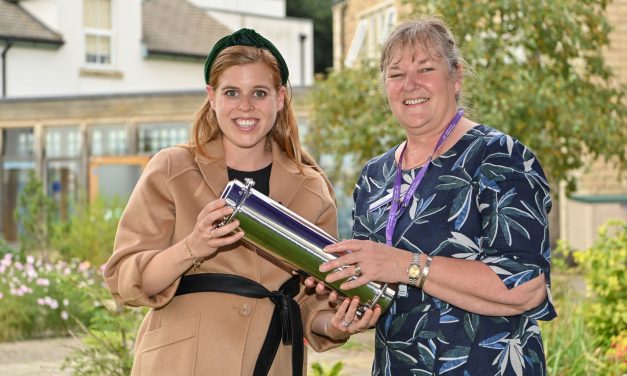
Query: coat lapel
xmin=194 ymin=136 xmax=306 ymax=206
xmin=194 ymin=137 xmax=229 ymax=198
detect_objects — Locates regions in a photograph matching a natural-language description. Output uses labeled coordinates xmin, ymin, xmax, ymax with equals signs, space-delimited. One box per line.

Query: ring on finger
xmin=354 ymin=263 xmax=362 ymax=277
xmin=342 ymin=318 xmax=352 ymax=327
xmin=208 ymin=228 xmax=214 ymax=239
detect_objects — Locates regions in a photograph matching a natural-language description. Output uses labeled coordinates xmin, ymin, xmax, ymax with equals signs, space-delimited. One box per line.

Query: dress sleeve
xmin=103 ymin=150 xmax=179 ymax=308
xmin=351 ymin=165 xmax=371 ymax=241
xmin=477 ymin=142 xmax=556 ymax=320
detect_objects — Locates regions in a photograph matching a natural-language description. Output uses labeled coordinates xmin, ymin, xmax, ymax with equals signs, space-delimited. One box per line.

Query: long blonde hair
xmin=190 ymin=45 xmax=334 ymax=197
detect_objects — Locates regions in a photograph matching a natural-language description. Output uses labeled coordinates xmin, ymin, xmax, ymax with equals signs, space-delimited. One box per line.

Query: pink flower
xmin=78 ymin=261 xmax=91 ymax=272
xmin=0 ymin=292 xmax=3 ymax=300
xmin=18 ymin=285 xmax=31 ymax=295
xmin=60 ymin=311 xmax=69 ymax=320
xmin=46 ymin=297 xmax=59 ymax=310
xmin=36 ymin=278 xmax=50 ymax=286
xmin=0 ymin=254 xmax=11 ymax=268
xmin=26 ymin=266 xmax=38 ymax=280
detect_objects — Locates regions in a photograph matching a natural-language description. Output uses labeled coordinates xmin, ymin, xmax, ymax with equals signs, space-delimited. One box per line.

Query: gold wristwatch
xmin=407 ymin=253 xmax=421 ymax=286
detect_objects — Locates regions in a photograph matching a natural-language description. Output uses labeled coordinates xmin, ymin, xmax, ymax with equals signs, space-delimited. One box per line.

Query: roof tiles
xmin=142 ymin=0 xmax=232 ymax=58
xmin=0 ymin=0 xmax=63 ymax=44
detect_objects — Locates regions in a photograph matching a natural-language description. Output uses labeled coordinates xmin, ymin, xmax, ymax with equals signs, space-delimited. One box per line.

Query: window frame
xmin=83 ymin=0 xmax=115 ymax=68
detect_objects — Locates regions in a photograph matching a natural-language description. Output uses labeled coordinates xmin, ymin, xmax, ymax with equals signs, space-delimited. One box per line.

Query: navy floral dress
xmin=352 ymin=125 xmax=556 ymax=376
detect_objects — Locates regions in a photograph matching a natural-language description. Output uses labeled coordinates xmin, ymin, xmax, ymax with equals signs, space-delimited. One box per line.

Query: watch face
xmin=408 ymin=264 xmax=421 ymax=278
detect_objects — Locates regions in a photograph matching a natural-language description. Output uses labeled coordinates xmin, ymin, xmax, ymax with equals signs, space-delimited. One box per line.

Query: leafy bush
xmin=15 ymin=172 xmax=124 ymax=267
xmin=62 ymin=280 xmax=146 ymax=376
xmin=51 ymin=195 xmax=124 ymax=267
xmin=15 ymin=170 xmax=58 ymax=256
xmin=574 ymin=220 xmax=627 ymax=349
xmin=543 ymin=219 xmax=627 ymax=375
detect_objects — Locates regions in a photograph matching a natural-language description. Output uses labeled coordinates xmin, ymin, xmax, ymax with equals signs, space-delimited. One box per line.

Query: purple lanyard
xmin=385 ymin=109 xmax=464 ymax=246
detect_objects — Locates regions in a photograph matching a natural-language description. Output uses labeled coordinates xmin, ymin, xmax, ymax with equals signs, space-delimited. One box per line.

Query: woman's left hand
xmin=320 ymin=239 xmax=407 ymax=290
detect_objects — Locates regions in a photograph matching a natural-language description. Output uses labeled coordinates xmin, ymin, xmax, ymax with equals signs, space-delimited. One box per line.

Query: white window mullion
xmin=345 ymin=19 xmax=368 ymax=67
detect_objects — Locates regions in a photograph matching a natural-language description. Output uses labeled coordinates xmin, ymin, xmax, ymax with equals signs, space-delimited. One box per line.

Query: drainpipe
xmin=1 ymin=40 xmax=13 ymax=98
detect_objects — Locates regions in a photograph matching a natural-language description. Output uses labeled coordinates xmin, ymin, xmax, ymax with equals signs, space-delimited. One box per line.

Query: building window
xmin=45 ymin=127 xmax=81 ymax=158
xmin=45 ymin=127 xmax=82 ymax=219
xmin=91 ymin=124 xmax=127 ymax=156
xmin=1 ymin=128 xmax=35 ymax=241
xmin=84 ymin=0 xmax=113 ymax=66
xmin=345 ymin=5 xmax=396 ymax=67
xmin=4 ymin=128 xmax=34 ymax=158
xmin=138 ymin=123 xmax=189 ymax=154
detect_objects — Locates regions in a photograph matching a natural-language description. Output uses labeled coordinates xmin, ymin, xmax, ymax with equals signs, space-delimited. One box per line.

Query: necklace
xmin=385 ymin=109 xmax=464 ymax=246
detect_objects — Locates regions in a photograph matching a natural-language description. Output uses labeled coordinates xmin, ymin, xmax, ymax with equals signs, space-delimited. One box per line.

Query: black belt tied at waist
xmin=175 ymin=273 xmax=304 ymax=376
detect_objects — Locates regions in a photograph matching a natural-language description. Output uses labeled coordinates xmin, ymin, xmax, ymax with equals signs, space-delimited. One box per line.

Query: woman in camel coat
xmin=103 ymin=29 xmax=377 ymax=376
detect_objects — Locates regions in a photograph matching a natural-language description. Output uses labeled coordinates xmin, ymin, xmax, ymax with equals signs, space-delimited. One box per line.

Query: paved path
xmin=0 ymin=332 xmax=375 ymax=376
xmin=0 ymin=337 xmax=75 ymax=376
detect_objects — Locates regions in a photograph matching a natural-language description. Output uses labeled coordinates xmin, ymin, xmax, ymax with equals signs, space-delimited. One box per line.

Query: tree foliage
xmin=307 ymin=0 xmax=626 ymax=193
xmin=307 ymin=63 xmax=402 ymax=186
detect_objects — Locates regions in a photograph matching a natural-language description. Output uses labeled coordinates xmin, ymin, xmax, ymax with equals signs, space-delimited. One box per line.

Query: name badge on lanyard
xmin=386 ymin=109 xmax=464 ymax=299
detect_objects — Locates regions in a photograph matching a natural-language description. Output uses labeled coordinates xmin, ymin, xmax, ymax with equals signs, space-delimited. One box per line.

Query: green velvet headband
xmin=204 ymin=28 xmax=289 ymax=85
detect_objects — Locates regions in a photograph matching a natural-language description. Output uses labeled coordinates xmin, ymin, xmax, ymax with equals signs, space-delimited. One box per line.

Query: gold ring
xmin=342 ymin=319 xmax=352 ymax=327
xmin=354 ymin=263 xmax=362 ymax=277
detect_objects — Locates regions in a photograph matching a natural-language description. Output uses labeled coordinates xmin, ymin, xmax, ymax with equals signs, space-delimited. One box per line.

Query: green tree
xmin=307 ymin=0 xmax=626 ymax=194
xmin=286 ymin=0 xmax=333 ymax=74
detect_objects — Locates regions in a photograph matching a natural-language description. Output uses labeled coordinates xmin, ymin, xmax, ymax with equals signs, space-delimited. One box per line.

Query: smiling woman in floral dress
xmin=311 ymin=17 xmax=557 ymax=375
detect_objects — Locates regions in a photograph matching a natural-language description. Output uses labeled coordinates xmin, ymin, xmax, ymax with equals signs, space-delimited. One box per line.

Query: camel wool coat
xmin=104 ymin=137 xmax=344 ymax=376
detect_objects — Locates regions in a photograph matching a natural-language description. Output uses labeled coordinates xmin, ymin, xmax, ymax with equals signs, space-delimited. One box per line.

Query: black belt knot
xmin=175 ymin=273 xmax=304 ymax=376
xmin=270 ymin=290 xmax=293 ymax=345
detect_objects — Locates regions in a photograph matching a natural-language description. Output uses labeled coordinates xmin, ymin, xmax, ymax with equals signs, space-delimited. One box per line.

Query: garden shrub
xmin=51 ymin=195 xmax=124 ymax=267
xmin=574 ymin=219 xmax=627 ymax=374
xmin=62 ymin=277 xmax=146 ymax=376
xmin=574 ymin=220 xmax=626 ymax=347
xmin=15 ymin=172 xmax=124 ymax=267
xmin=15 ymin=170 xmax=58 ymax=256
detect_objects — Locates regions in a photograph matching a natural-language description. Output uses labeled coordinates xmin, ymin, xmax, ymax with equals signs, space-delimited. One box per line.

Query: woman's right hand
xmin=304 ymin=276 xmax=339 ymax=303
xmin=186 ymin=199 xmax=245 ymax=258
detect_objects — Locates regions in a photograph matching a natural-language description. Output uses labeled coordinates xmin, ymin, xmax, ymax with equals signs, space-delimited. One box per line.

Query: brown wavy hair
xmin=190 ymin=45 xmax=334 ymax=196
